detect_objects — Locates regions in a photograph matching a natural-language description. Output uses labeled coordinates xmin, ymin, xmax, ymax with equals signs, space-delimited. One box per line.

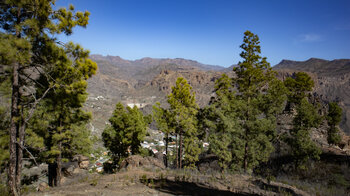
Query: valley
xmin=85 ymin=55 xmax=350 ymax=136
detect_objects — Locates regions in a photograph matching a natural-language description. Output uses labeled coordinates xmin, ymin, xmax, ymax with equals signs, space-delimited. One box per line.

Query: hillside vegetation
xmin=0 ymin=1 xmax=349 ymax=196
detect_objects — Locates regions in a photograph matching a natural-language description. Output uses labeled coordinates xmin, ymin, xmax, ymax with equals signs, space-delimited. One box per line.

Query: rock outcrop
xmin=119 ymin=155 xmax=165 ymax=170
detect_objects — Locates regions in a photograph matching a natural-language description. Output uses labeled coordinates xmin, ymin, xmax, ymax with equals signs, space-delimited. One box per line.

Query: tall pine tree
xmin=231 ymin=31 xmax=286 ymax=171
xmin=0 ymin=1 xmax=92 ymax=193
xmin=30 ymin=42 xmax=96 ymax=186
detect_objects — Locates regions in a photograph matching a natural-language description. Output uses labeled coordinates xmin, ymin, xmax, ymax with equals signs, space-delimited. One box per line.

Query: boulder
xmin=73 ymin=155 xmax=90 ymax=169
xmin=73 ymin=155 xmax=89 ymax=162
xmin=37 ymin=182 xmax=49 ymax=192
xmin=120 ymin=155 xmax=165 ymax=170
xmin=197 ymin=154 xmax=221 ymax=172
xmin=144 ymin=156 xmax=165 ymax=169
xmin=79 ymin=160 xmax=90 ymax=169
xmin=62 ymin=162 xmax=78 ymax=176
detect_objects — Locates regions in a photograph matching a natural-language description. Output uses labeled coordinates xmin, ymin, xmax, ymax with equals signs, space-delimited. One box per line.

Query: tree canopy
xmin=327 ymin=102 xmax=342 ymax=145
xmin=0 ymin=0 xmax=94 ymax=193
xmin=203 ymin=31 xmax=287 ymax=172
xmin=102 ymin=103 xmax=149 ymax=166
xmin=284 ymin=72 xmax=314 ymax=106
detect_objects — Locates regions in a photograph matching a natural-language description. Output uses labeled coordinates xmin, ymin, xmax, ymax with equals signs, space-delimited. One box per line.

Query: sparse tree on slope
xmin=327 ymin=102 xmax=342 ymax=146
xmin=102 ymin=103 xmax=149 ymax=166
xmin=153 ymin=102 xmax=174 ymax=168
xmin=288 ymin=97 xmax=322 ymax=168
xmin=284 ymin=72 xmax=314 ymax=110
xmin=167 ymin=77 xmax=200 ymax=168
xmin=283 ymin=72 xmax=322 ymax=168
xmin=204 ymin=74 xmax=242 ymax=170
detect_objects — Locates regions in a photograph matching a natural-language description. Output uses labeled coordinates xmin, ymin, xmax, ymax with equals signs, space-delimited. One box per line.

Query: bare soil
xmin=26 ymin=168 xmax=310 ymax=196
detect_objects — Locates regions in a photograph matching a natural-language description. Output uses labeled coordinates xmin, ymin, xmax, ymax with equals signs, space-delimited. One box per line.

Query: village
xmin=90 ymin=128 xmax=210 ymax=173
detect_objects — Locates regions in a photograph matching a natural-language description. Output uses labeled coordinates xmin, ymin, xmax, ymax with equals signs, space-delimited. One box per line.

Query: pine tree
xmin=283 ymin=72 xmax=322 ymax=168
xmin=231 ymin=30 xmax=286 ymax=171
xmin=102 ymin=103 xmax=149 ymax=166
xmin=152 ymin=102 xmax=174 ymax=167
xmin=1 ymin=1 xmax=92 ymax=192
xmin=103 ymin=103 xmax=130 ymax=164
xmin=327 ymin=102 xmax=342 ymax=146
xmin=284 ymin=72 xmax=314 ymax=108
xmin=288 ymin=98 xmax=322 ymax=168
xmin=29 ymin=42 xmax=97 ymax=186
xmin=167 ymin=77 xmax=200 ymax=168
xmin=204 ymin=74 xmax=242 ymax=170
xmin=127 ymin=106 xmax=149 ymax=155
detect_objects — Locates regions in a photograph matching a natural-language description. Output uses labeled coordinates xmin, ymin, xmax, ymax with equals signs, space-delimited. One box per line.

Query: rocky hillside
xmin=85 ymin=55 xmax=225 ymax=134
xmin=273 ymin=58 xmax=350 ymax=134
xmin=85 ymin=55 xmax=350 ymax=136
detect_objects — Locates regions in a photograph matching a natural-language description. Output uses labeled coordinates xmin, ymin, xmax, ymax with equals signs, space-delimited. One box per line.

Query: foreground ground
xmin=25 ymin=168 xmax=312 ymax=196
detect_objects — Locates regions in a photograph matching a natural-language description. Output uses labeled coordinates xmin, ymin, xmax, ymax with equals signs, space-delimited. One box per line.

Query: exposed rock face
xmin=85 ymin=55 xmax=225 ymax=133
xmin=119 ymin=155 xmax=165 ymax=170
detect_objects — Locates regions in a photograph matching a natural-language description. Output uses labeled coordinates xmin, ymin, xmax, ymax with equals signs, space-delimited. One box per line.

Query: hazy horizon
xmin=56 ymin=0 xmax=350 ymax=67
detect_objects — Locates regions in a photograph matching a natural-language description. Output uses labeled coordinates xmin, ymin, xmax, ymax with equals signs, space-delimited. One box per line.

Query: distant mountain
xmin=84 ymin=55 xmax=350 ymax=135
xmin=90 ymin=54 xmax=224 ymax=71
xmin=274 ymin=58 xmax=350 ymax=77
xmin=222 ymin=64 xmax=238 ymax=72
xmin=273 ymin=58 xmax=350 ymax=134
xmin=85 ymin=55 xmax=225 ymax=133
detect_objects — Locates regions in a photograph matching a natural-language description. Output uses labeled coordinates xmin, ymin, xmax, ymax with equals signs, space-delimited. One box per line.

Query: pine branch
xmin=15 ymin=141 xmax=38 ymax=166
xmin=24 ymin=86 xmax=52 ymax=124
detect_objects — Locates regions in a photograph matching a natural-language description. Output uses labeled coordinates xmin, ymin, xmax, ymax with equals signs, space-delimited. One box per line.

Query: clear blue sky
xmin=57 ymin=0 xmax=350 ymax=67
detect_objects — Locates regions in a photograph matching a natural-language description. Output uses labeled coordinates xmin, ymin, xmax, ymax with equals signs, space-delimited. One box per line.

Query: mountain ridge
xmin=85 ymin=55 xmax=350 ymax=135
xmin=90 ymin=54 xmax=225 ymax=71
xmin=273 ymin=58 xmax=350 ymax=134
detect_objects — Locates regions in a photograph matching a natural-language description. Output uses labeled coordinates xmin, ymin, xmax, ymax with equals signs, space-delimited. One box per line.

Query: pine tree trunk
xmin=15 ymin=119 xmax=25 ymax=189
xmin=56 ymin=143 xmax=62 ymax=186
xmin=175 ymin=134 xmax=178 ymax=169
xmin=165 ymin=133 xmax=168 ymax=168
xmin=48 ymin=163 xmax=57 ymax=187
xmin=243 ymin=142 xmax=248 ymax=171
xmin=54 ymin=114 xmax=63 ymax=186
xmin=9 ymin=62 xmax=19 ymax=196
xmin=9 ymin=8 xmax=22 ymax=195
xmin=48 ymin=157 xmax=62 ymax=187
xmin=179 ymin=132 xmax=183 ymax=169
xmin=15 ymin=106 xmax=26 ymax=188
xmin=243 ymin=95 xmax=251 ymax=172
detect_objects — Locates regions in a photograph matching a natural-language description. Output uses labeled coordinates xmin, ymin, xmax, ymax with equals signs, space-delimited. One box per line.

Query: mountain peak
xmin=305 ymin=57 xmax=328 ymax=63
xmin=277 ymin=59 xmax=298 ymax=66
